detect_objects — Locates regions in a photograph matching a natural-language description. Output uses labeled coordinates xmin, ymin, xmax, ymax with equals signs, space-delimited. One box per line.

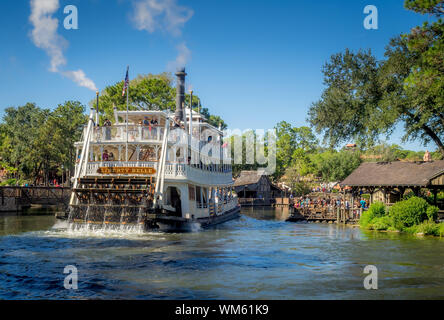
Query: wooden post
xmin=337 ymin=206 xmax=340 ymax=224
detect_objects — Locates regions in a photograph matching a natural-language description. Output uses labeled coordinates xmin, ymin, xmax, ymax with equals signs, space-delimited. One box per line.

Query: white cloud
xmin=132 ymin=0 xmax=194 ymax=36
xmin=62 ymin=70 xmax=98 ymax=92
xmin=29 ymin=0 xmax=97 ymax=91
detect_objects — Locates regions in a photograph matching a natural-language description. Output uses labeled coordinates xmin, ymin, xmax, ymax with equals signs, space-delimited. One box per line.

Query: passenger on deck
xmin=102 ymin=150 xmax=109 ymax=161
xmin=103 ymin=119 xmax=112 ymax=140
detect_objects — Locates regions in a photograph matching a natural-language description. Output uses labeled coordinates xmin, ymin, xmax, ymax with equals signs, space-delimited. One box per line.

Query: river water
xmin=1 ymin=207 xmax=444 ymax=300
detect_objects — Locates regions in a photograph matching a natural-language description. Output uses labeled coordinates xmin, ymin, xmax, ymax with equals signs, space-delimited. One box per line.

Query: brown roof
xmin=234 ymin=171 xmax=265 ymax=187
xmin=340 ymin=160 xmax=444 ymax=187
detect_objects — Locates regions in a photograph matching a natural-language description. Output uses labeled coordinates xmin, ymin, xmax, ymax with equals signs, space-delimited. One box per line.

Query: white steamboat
xmin=68 ymin=68 xmax=240 ymax=232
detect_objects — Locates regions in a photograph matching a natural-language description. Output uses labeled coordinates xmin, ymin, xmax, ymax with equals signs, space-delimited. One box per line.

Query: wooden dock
xmin=288 ymin=206 xmax=361 ymax=224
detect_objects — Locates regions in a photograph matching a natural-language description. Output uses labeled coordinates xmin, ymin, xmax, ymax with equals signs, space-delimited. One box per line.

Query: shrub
xmin=370 ymin=216 xmax=392 ymax=231
xmin=389 ymin=197 xmax=435 ymax=230
xmin=368 ymin=201 xmax=386 ymax=217
xmin=0 ymin=178 xmax=17 ymax=186
xmin=406 ymin=221 xmax=444 ymax=236
xmin=415 ymin=221 xmax=439 ymax=236
xmin=438 ymin=224 xmax=444 ymax=237
xmin=426 ymin=205 xmax=439 ymax=221
xmin=360 ymin=201 xmax=386 ymax=229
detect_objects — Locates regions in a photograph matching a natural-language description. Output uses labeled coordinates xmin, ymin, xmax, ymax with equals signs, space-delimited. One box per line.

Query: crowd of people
xmin=291 ymin=195 xmax=368 ymax=211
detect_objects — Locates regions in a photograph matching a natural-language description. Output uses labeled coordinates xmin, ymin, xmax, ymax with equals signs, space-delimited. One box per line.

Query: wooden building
xmin=340 ymin=161 xmax=444 ymax=208
xmin=234 ymin=171 xmax=283 ymax=205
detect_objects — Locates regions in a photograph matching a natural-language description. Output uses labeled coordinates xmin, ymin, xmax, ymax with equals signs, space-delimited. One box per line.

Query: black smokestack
xmin=175 ymin=68 xmax=187 ymax=121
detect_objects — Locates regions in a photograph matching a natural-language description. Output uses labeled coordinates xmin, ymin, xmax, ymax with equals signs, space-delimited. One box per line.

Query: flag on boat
xmin=122 ymin=66 xmax=129 ymax=97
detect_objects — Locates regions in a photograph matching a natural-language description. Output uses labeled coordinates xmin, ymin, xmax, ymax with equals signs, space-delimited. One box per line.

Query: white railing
xmin=163 ymin=163 xmax=233 ymax=185
xmin=80 ymin=160 xmax=232 ymax=184
xmin=91 ymin=125 xmax=165 ymax=143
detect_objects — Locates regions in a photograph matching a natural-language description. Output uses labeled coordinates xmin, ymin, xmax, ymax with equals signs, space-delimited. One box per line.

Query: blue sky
xmin=0 ymin=0 xmax=435 ymax=151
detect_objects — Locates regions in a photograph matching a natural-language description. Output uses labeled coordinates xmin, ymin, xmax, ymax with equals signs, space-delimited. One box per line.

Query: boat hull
xmin=153 ymin=206 xmax=241 ymax=232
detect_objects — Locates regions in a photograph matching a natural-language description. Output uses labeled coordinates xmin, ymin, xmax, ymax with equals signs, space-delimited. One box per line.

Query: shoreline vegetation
xmin=360 ymin=197 xmax=444 ymax=237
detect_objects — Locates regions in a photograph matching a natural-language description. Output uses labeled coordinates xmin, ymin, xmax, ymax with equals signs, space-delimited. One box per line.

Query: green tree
xmin=275 ymin=121 xmax=318 ymax=178
xmin=0 ymin=101 xmax=87 ymax=184
xmin=404 ymin=0 xmax=443 ymax=15
xmin=94 ymin=73 xmax=226 ymax=129
xmin=312 ymin=150 xmax=362 ymax=182
xmin=0 ymin=103 xmax=49 ymax=182
xmin=308 ymin=2 xmax=444 ymax=156
xmin=45 ymin=101 xmax=87 ymax=176
xmin=307 ymin=49 xmax=382 ymax=149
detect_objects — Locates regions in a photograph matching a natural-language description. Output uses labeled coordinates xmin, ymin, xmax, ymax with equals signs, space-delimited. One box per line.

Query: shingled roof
xmin=340 ymin=160 xmax=444 ymax=187
xmin=234 ymin=171 xmax=265 ymax=187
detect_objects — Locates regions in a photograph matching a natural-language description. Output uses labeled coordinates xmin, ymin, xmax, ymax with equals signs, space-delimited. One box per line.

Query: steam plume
xmin=29 ymin=0 xmax=97 ymax=91
xmin=131 ymin=0 xmax=193 ymax=69
xmin=132 ymin=0 xmax=194 ymax=36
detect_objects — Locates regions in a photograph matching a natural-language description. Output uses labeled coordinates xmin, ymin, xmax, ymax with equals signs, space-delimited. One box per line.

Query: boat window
xmin=189 ymin=185 xmax=195 ymax=201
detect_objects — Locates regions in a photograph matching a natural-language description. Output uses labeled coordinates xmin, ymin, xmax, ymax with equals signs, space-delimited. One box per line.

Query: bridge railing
xmin=0 ymin=187 xmax=71 ymax=205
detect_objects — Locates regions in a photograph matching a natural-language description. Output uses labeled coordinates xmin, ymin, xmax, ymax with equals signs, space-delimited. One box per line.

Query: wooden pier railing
xmin=295 ymin=206 xmax=362 ymax=224
xmin=0 ymin=186 xmax=71 ymax=211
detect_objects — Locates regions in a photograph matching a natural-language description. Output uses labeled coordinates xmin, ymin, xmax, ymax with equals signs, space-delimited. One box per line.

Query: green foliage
xmin=426 ymin=205 xmax=439 ymax=220
xmin=405 ymin=221 xmax=444 ymax=236
xmin=0 ymin=102 xmax=87 ymax=184
xmin=94 ymin=73 xmax=227 ymax=129
xmin=360 ymin=199 xmax=439 ymax=234
xmin=371 ymin=216 xmax=393 ymax=231
xmin=274 ymin=121 xmax=318 ymax=178
xmin=368 ymin=201 xmax=387 ymax=217
xmin=308 ymin=5 xmax=444 ymax=156
xmin=307 ymin=49 xmax=382 ymax=149
xmin=0 ymin=178 xmax=28 ymax=186
xmin=311 ymin=149 xmax=362 ymax=182
xmin=292 ymin=181 xmax=312 ymax=197
xmin=404 ymin=0 xmax=443 ymax=16
xmin=389 ymin=196 xmax=438 ymax=230
xmin=360 ymin=201 xmax=387 ymax=229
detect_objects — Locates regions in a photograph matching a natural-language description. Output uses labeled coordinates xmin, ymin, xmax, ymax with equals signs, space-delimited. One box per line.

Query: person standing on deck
xmin=102 ymin=150 xmax=109 ymax=162
xmin=103 ymin=119 xmax=112 ymax=141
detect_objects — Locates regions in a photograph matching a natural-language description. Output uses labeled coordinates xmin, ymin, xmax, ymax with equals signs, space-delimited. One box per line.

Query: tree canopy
xmin=93 ymin=72 xmax=227 ymax=129
xmin=0 ymin=101 xmax=86 ymax=184
xmin=308 ymin=1 xmax=444 ymax=156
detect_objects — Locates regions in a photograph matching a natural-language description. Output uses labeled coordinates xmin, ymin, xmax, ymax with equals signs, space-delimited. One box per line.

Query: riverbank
xmin=359 ymin=197 xmax=444 ymax=238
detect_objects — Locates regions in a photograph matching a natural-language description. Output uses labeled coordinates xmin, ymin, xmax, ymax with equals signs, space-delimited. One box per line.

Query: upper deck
xmin=74 ymin=109 xmax=233 ymax=187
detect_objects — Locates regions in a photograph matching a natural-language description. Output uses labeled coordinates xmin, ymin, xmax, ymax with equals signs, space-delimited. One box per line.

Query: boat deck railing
xmin=82 ymin=161 xmax=233 ymax=185
xmin=89 ymin=125 xmax=165 ymax=143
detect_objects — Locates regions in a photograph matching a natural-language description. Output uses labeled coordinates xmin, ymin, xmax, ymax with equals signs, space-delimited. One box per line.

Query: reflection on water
xmin=1 ymin=208 xmax=444 ymax=299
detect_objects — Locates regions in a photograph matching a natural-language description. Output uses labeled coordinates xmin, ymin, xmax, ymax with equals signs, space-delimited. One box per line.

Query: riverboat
xmin=66 ymin=68 xmax=240 ymax=232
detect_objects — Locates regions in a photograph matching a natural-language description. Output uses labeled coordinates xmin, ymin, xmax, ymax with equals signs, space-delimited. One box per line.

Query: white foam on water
xmin=45 ymin=222 xmax=165 ymax=240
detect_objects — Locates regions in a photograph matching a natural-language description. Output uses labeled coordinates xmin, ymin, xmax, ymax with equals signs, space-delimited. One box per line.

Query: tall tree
xmin=94 ymin=73 xmax=227 ymax=129
xmin=404 ymin=0 xmax=443 ymax=15
xmin=45 ymin=101 xmax=87 ymax=175
xmin=308 ymin=49 xmax=382 ymax=149
xmin=309 ymin=1 xmax=443 ymax=156
xmin=0 ymin=103 xmax=49 ymax=181
xmin=275 ymin=121 xmax=318 ymax=178
xmin=308 ymin=40 xmax=443 ymax=156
